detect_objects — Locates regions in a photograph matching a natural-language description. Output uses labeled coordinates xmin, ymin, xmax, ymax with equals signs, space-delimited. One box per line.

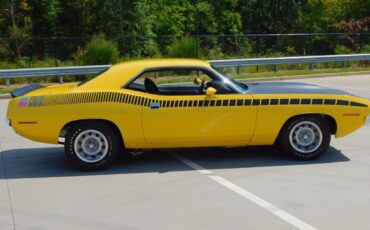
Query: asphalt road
xmin=1 ymin=74 xmax=370 ymax=230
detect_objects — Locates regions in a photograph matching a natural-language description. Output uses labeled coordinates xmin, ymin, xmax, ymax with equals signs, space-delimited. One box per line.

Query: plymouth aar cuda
xmin=6 ymin=59 xmax=370 ymax=170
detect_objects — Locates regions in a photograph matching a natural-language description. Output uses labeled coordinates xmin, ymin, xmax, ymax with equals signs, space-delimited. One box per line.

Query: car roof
xmin=111 ymin=58 xmax=211 ymax=70
xmin=80 ymin=59 xmax=211 ymax=90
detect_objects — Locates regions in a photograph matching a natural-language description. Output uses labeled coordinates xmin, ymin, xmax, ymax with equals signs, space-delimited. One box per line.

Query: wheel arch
xmin=59 ymin=119 xmax=125 ymax=148
xmin=274 ymin=113 xmax=337 ymax=144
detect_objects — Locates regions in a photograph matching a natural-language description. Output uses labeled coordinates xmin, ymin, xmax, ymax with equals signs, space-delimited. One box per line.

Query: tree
xmin=29 ymin=0 xmax=61 ymax=36
xmin=0 ymin=0 xmax=33 ymax=60
xmin=337 ymin=0 xmax=370 ymax=21
xmin=241 ymin=0 xmax=307 ymax=33
xmin=151 ymin=0 xmax=187 ymax=51
xmin=335 ymin=17 xmax=370 ymax=53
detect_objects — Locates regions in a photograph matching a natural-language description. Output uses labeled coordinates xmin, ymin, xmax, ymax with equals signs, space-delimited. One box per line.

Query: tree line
xmin=0 ymin=0 xmax=369 ymax=63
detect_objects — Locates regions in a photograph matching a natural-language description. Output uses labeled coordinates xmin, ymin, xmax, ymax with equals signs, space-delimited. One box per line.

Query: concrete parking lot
xmin=1 ymin=74 xmax=370 ymax=230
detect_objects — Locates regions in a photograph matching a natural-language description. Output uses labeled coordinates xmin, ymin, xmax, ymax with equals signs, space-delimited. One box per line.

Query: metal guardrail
xmin=0 ymin=65 xmax=111 ymax=78
xmin=209 ymin=54 xmax=370 ymax=73
xmin=0 ymin=65 xmax=111 ymax=85
xmin=0 ymin=54 xmax=369 ymax=85
xmin=209 ymin=54 xmax=370 ymax=67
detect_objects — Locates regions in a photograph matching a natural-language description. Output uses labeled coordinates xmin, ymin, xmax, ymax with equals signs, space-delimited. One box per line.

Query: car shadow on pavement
xmin=0 ymin=146 xmax=350 ymax=179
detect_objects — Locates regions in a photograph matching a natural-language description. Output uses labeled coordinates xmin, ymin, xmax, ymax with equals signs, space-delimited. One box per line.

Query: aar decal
xmin=18 ymin=97 xmax=29 ymax=108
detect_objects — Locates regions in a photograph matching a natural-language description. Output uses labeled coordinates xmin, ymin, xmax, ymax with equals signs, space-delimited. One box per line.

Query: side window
xmin=127 ymin=69 xmax=214 ymax=95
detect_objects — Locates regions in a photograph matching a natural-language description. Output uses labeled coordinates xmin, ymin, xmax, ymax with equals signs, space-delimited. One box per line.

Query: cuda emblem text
xmin=28 ymin=96 xmax=45 ymax=107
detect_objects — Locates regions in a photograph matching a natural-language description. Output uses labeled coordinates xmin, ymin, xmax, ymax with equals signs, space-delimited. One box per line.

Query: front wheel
xmin=279 ymin=116 xmax=331 ymax=160
xmin=65 ymin=121 xmax=119 ymax=170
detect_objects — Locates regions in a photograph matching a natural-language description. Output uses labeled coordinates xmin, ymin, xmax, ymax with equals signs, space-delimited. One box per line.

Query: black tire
xmin=64 ymin=121 xmax=120 ymax=170
xmin=279 ymin=116 xmax=331 ymax=160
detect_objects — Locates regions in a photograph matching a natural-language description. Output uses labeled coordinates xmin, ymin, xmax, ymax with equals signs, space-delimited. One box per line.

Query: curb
xmin=239 ymin=71 xmax=370 ymax=82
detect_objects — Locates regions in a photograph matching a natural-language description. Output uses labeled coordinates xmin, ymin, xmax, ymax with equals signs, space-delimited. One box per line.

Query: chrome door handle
xmin=149 ymin=102 xmax=160 ymax=109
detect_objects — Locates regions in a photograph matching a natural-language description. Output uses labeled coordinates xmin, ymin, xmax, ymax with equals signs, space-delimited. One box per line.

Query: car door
xmin=129 ymin=67 xmax=257 ymax=147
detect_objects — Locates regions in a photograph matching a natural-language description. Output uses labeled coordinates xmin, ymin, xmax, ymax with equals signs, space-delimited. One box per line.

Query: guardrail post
xmin=6 ymin=79 xmax=10 ymax=87
xmin=274 ymin=65 xmax=279 ymax=72
xmin=342 ymin=62 xmax=348 ymax=68
xmin=58 ymin=76 xmax=64 ymax=84
xmin=236 ymin=66 xmax=240 ymax=75
xmin=309 ymin=63 xmax=315 ymax=70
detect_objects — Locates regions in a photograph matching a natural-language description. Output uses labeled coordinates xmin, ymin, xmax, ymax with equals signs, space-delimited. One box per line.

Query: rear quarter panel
xmin=7 ymin=90 xmax=146 ymax=147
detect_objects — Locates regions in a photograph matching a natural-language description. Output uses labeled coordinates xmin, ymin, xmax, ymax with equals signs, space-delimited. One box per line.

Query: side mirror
xmin=194 ymin=78 xmax=202 ymax=85
xmin=206 ymin=87 xmax=217 ymax=97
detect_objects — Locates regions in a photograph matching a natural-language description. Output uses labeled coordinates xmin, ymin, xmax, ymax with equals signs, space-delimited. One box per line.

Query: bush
xmin=76 ymin=36 xmax=119 ymax=65
xmin=362 ymin=44 xmax=370 ymax=53
xmin=206 ymin=47 xmax=224 ymax=59
xmin=335 ymin=45 xmax=353 ymax=54
xmin=167 ymin=37 xmax=202 ymax=59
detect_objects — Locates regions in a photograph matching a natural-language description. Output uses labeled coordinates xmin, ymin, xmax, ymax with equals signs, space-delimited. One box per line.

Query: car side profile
xmin=6 ymin=59 xmax=370 ymax=170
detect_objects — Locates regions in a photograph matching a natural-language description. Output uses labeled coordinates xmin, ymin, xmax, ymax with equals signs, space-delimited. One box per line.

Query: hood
xmin=248 ymin=82 xmax=350 ymax=95
xmin=11 ymin=83 xmax=78 ymax=97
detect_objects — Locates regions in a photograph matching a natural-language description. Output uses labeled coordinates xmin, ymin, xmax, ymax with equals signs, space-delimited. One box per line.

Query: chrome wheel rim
xmin=74 ymin=130 xmax=108 ymax=163
xmin=289 ymin=121 xmax=323 ymax=154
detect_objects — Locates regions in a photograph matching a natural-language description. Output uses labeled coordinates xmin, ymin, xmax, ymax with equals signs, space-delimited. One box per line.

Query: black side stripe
xmin=270 ymin=99 xmax=279 ymax=105
xmin=252 ymin=99 xmax=260 ymax=106
xmin=31 ymin=92 xmax=369 ymax=109
xmin=312 ymin=99 xmax=323 ymax=105
xmin=324 ymin=99 xmax=336 ymax=105
xmin=301 ymin=99 xmax=311 ymax=105
xmin=350 ymin=101 xmax=368 ymax=107
xmin=290 ymin=99 xmax=300 ymax=104
xmin=261 ymin=99 xmax=269 ymax=105
xmin=280 ymin=99 xmax=289 ymax=105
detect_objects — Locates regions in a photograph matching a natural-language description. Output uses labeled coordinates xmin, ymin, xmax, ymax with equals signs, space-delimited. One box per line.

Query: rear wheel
xmin=279 ymin=116 xmax=331 ymax=160
xmin=65 ymin=121 xmax=119 ymax=170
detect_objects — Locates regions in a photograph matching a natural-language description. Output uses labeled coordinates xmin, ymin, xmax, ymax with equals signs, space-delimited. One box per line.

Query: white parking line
xmin=172 ymin=153 xmax=316 ymax=230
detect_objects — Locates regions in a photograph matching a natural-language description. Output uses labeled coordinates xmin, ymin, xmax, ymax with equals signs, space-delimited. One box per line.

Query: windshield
xmin=211 ymin=66 xmax=248 ymax=92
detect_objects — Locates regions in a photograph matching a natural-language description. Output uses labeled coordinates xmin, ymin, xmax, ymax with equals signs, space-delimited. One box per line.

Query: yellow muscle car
xmin=6 ymin=59 xmax=370 ymax=170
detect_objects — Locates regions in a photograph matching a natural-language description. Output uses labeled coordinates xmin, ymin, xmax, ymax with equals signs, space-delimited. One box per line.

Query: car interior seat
xmin=144 ymin=77 xmax=159 ymax=94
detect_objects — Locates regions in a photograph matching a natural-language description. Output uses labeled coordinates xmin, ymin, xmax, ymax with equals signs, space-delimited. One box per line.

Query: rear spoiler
xmin=11 ymin=84 xmax=44 ymax=98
